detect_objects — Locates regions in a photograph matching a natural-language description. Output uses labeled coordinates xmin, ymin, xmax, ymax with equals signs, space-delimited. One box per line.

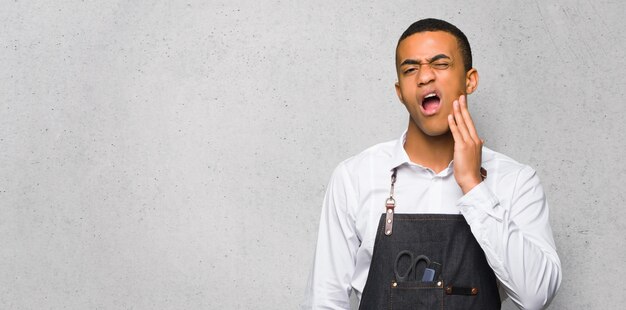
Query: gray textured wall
xmin=2 ymin=1 xmax=624 ymax=309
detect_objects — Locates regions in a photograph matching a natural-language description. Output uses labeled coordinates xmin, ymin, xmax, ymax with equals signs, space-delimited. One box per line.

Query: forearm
xmin=495 ymin=220 xmax=561 ymax=309
xmin=459 ymin=180 xmax=562 ymax=309
xmin=303 ymin=163 xmax=358 ymax=310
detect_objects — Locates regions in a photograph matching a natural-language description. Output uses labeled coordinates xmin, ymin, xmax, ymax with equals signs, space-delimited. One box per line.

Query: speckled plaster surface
xmin=1 ymin=1 xmax=624 ymax=309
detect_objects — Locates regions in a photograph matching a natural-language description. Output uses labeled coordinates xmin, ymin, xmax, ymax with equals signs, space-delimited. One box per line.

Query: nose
xmin=417 ymin=64 xmax=436 ymax=86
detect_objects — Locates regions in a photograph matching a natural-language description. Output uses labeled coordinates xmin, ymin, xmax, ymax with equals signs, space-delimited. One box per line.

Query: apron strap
xmin=384 ymin=168 xmax=398 ymax=236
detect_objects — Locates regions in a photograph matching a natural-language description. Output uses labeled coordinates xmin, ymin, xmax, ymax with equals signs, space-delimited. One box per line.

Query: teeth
xmin=424 ymin=93 xmax=437 ymax=99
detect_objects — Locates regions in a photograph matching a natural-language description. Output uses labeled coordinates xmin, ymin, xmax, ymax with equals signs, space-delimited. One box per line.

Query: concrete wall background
xmin=2 ymin=1 xmax=624 ymax=309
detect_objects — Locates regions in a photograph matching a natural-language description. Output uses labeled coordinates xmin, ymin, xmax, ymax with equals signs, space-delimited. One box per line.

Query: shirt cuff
xmin=457 ymin=181 xmax=504 ymax=223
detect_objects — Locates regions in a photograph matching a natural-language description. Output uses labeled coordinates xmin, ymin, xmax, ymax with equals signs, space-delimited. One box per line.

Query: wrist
xmin=460 ymin=177 xmax=482 ymax=194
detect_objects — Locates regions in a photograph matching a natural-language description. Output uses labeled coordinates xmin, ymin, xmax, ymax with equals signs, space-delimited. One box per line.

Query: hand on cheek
xmin=447 ymin=95 xmax=484 ymax=194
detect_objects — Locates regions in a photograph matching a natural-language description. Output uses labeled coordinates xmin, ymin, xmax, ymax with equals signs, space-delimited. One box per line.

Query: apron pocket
xmin=389 ymin=280 xmax=443 ymax=309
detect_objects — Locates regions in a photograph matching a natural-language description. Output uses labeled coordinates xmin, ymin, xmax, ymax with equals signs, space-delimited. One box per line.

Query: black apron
xmin=359 ymin=168 xmax=501 ymax=309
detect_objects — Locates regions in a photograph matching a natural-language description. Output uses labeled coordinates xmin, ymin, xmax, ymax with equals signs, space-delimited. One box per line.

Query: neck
xmin=403 ymin=119 xmax=454 ymax=174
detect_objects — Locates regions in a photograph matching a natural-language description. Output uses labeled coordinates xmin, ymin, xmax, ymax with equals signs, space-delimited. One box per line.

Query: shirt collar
xmin=387 ymin=130 xmax=455 ymax=177
xmin=387 ymin=130 xmax=411 ymax=171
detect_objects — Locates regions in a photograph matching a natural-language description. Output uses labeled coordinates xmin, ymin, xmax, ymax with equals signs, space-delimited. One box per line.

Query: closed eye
xmin=430 ymin=61 xmax=450 ymax=70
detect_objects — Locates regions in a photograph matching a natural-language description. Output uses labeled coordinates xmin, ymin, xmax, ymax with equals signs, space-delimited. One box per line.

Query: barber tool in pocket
xmin=393 ymin=250 xmax=441 ymax=282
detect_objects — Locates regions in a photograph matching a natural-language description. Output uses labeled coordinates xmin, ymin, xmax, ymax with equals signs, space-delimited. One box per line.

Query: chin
xmin=421 ymin=127 xmax=451 ymax=137
xmin=411 ymin=117 xmax=450 ymax=137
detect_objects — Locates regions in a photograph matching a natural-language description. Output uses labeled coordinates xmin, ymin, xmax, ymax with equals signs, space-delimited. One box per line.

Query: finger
xmin=453 ymin=99 xmax=472 ymax=142
xmin=447 ymin=114 xmax=462 ymax=142
xmin=459 ymin=95 xmax=481 ymax=143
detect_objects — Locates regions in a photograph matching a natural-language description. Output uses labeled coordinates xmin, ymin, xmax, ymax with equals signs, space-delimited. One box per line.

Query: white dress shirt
xmin=303 ymin=132 xmax=562 ymax=310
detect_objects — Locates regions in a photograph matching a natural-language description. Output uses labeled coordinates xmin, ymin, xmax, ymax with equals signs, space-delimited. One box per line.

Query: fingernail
xmin=453 ymin=101 xmax=459 ymax=108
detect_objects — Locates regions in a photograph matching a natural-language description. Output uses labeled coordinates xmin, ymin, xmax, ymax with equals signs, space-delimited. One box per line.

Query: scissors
xmin=394 ymin=250 xmax=432 ymax=282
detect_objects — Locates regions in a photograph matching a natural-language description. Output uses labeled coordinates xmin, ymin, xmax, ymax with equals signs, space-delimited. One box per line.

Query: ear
xmin=465 ymin=68 xmax=479 ymax=94
xmin=395 ymin=82 xmax=405 ymax=104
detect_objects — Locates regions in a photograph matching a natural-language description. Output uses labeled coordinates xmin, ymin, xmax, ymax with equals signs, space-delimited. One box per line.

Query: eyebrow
xmin=399 ymin=54 xmax=451 ymax=67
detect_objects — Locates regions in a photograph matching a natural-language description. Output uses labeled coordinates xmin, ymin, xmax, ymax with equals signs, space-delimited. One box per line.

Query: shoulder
xmin=328 ymin=138 xmax=396 ymax=190
xmin=482 ymin=146 xmax=536 ymax=177
xmin=338 ymin=139 xmax=396 ymax=174
xmin=482 ymin=147 xmax=541 ymax=194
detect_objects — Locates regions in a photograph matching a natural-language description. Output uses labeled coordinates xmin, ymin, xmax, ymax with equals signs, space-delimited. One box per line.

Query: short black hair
xmin=396 ymin=18 xmax=472 ymax=72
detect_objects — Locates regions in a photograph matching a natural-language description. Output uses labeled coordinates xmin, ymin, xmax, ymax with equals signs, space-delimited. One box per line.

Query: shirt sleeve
xmin=302 ymin=162 xmax=359 ymax=309
xmin=458 ymin=165 xmax=562 ymax=310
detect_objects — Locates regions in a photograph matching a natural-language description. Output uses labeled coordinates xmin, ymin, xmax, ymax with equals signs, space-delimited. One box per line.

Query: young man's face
xmin=395 ymin=31 xmax=478 ymax=137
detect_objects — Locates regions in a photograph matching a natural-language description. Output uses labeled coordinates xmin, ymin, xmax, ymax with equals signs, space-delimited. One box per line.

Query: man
xmin=303 ymin=19 xmax=561 ymax=309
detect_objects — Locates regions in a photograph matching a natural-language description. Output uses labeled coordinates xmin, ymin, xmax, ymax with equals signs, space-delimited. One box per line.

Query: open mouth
xmin=421 ymin=92 xmax=441 ymax=115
